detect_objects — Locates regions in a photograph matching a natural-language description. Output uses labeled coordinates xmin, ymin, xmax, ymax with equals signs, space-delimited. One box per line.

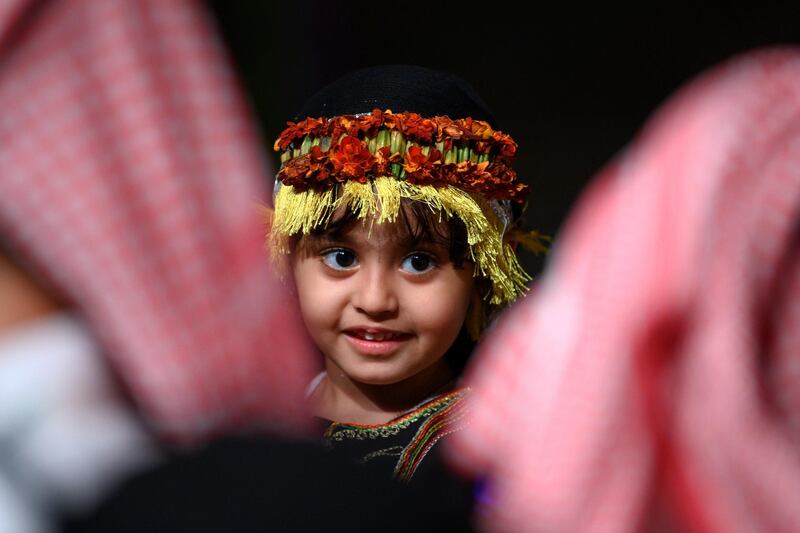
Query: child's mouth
xmin=343 ymin=328 xmax=412 ymax=355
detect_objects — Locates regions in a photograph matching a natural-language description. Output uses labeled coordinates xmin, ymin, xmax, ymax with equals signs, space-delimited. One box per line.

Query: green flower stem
xmin=300 ymin=135 xmax=312 ymax=155
xmin=376 ymin=129 xmax=389 ymax=150
xmin=397 ymin=136 xmax=407 ymax=156
xmin=390 ymin=131 xmax=401 ymax=154
xmin=458 ymin=144 xmax=468 ymax=163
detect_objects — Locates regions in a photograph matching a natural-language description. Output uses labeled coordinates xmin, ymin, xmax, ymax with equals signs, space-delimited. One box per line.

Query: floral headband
xmin=273 ymin=108 xmax=528 ymax=203
xmin=267 ymin=109 xmax=547 ymax=338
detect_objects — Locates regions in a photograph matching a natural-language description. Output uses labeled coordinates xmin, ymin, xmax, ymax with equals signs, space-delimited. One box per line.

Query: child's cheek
xmin=413 ymin=272 xmax=473 ymax=346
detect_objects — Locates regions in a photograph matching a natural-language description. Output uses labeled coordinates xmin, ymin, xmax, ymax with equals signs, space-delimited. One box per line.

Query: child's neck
xmin=312 ymin=359 xmax=454 ymax=425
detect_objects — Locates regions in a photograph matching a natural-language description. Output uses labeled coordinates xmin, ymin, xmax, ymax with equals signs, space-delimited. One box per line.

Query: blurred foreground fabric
xmin=0 ymin=0 xmax=316 ymax=442
xmin=449 ymin=47 xmax=800 ymax=532
xmin=62 ymin=436 xmax=477 ymax=533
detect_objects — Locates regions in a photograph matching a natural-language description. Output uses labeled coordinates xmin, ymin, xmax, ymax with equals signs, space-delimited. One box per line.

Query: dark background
xmin=206 ymin=2 xmax=799 ymax=274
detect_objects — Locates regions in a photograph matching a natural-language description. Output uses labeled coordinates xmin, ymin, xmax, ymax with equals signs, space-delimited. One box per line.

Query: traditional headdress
xmin=267 ymin=66 xmax=547 ymax=337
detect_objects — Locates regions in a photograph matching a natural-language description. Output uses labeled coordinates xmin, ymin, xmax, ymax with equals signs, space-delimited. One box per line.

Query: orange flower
xmin=469 ymin=119 xmax=495 ymax=140
xmin=339 ymin=117 xmax=361 ymax=138
xmin=403 ymin=113 xmax=435 ymax=143
xmin=277 ymin=145 xmax=333 ymax=190
xmin=403 ymin=145 xmax=428 ymax=173
xmin=443 ymin=124 xmax=465 ymax=140
xmin=473 ymin=141 xmax=491 ymax=155
xmin=493 ymin=132 xmax=518 ymax=159
xmin=427 ymin=147 xmax=442 ymax=164
xmin=455 ymin=118 xmax=476 ymax=140
xmin=373 ymin=146 xmax=398 ymax=176
xmin=274 ymin=117 xmax=326 ymax=151
xmin=358 ymin=109 xmax=385 ymax=138
xmin=383 ymin=112 xmax=403 ymax=130
xmin=330 ymin=136 xmax=373 ymax=179
xmin=404 ymin=146 xmax=441 ymax=171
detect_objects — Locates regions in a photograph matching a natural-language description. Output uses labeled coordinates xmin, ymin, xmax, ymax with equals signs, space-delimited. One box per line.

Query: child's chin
xmin=350 ymin=369 xmax=409 ymax=387
xmin=353 ymin=374 xmax=404 ymax=386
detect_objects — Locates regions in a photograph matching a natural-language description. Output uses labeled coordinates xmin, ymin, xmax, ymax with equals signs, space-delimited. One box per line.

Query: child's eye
xmin=400 ymin=253 xmax=436 ymax=275
xmin=321 ymin=248 xmax=358 ymax=270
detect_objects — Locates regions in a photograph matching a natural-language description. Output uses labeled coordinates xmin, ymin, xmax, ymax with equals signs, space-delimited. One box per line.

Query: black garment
xmin=61 ymin=436 xmax=476 ymax=533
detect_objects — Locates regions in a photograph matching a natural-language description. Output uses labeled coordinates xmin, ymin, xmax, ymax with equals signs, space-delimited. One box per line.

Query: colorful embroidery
xmin=393 ymin=392 xmax=470 ymax=481
xmin=324 ymin=388 xmax=468 ymax=441
xmin=323 ymin=388 xmax=470 ymax=481
xmin=362 ymin=446 xmax=404 ymax=463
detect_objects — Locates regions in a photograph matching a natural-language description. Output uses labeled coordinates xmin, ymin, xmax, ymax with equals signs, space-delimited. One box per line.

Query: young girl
xmin=266 ymin=65 xmax=546 ymax=481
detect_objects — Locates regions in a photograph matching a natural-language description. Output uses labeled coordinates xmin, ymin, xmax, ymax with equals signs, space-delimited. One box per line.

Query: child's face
xmin=291 ymin=211 xmax=475 ymax=387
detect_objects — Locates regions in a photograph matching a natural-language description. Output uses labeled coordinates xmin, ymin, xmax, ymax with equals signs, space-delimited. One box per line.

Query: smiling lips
xmin=343 ymin=327 xmax=412 ymax=356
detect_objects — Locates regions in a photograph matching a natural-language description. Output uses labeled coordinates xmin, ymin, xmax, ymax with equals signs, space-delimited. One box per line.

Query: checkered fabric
xmin=448 ymin=47 xmax=800 ymax=532
xmin=0 ymin=0 xmax=316 ymax=442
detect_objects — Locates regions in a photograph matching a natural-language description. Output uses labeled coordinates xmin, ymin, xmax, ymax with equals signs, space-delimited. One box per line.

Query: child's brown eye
xmin=401 ymin=253 xmax=435 ymax=275
xmin=321 ymin=248 xmax=358 ymax=270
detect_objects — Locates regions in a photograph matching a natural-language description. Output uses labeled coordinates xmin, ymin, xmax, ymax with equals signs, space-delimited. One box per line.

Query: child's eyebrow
xmin=302 ymin=231 xmax=354 ymax=247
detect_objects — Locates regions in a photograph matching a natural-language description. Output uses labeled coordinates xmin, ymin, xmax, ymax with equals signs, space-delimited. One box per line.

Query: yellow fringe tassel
xmin=267 ymin=178 xmax=537 ymax=311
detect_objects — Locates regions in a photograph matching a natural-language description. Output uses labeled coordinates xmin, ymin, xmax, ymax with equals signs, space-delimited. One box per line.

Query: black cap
xmin=294 ymin=65 xmax=498 ymax=128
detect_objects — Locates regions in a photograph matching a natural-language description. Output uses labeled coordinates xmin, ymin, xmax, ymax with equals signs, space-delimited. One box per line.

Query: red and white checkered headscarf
xmin=0 ymin=0 xmax=316 ymax=442
xmin=448 ymin=47 xmax=800 ymax=532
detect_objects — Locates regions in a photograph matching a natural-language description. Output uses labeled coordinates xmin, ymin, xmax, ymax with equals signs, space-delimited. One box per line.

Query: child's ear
xmin=469 ymin=284 xmax=482 ymax=308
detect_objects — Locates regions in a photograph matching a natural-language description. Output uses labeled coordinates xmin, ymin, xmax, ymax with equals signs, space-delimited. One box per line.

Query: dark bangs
xmin=309 ymin=197 xmax=471 ymax=268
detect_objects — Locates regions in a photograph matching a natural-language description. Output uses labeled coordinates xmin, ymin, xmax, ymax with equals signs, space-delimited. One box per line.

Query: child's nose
xmin=352 ymin=270 xmax=398 ymax=318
